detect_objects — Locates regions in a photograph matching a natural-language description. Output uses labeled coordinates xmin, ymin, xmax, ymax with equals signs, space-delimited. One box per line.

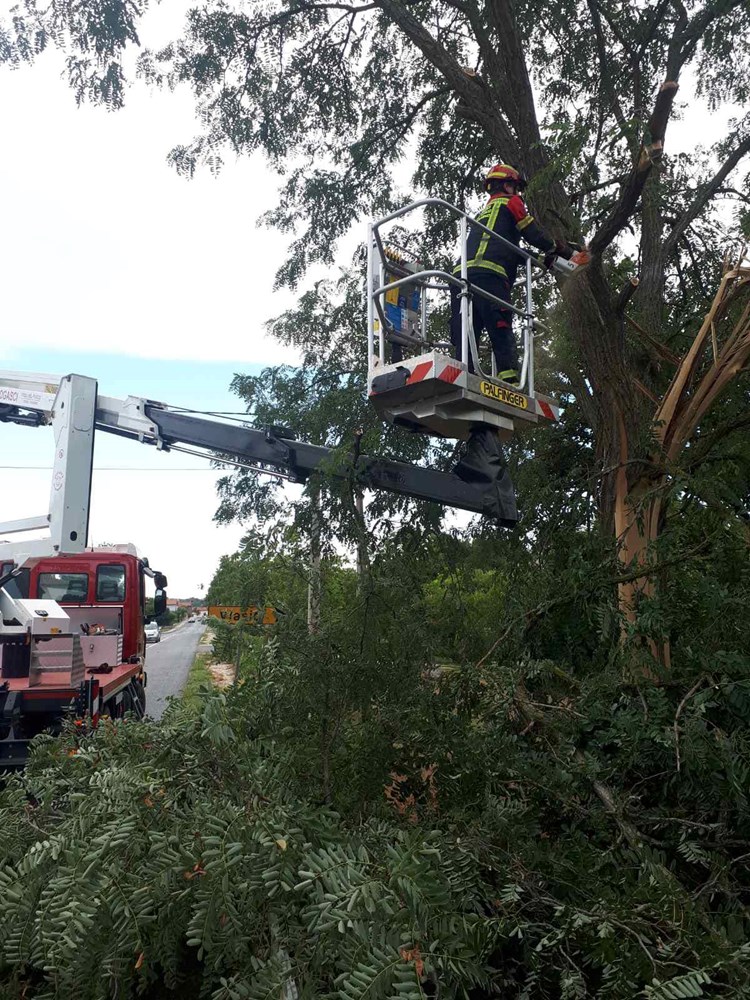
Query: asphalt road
xmin=144 ymin=620 xmax=206 ymax=721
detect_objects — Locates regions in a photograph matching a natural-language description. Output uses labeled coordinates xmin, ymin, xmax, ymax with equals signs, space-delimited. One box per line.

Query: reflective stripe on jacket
xmin=454 ymin=194 xmax=556 ymax=281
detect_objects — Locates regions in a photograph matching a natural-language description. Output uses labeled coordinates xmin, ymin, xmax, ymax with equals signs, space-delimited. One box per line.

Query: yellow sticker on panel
xmin=479 ymin=380 xmax=529 ymax=410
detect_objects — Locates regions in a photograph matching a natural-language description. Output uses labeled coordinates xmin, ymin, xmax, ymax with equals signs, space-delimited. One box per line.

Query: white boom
xmin=1 ymin=367 xmax=520 ymax=534
xmin=0 ymin=372 xmax=165 ymax=564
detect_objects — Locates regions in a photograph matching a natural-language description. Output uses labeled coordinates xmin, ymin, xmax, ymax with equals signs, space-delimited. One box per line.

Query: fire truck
xmin=0 ymin=364 xmax=497 ymax=767
xmin=0 ymin=372 xmax=173 ymax=767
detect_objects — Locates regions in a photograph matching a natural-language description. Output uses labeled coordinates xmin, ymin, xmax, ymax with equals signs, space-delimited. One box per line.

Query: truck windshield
xmin=38 ymin=572 xmax=89 ymax=603
xmin=96 ymin=564 xmax=126 ymax=602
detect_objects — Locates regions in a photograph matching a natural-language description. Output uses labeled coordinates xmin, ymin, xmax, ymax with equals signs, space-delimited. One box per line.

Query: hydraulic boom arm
xmin=142 ymin=407 xmax=511 ymax=516
xmin=0 ymin=372 xmax=518 ymax=549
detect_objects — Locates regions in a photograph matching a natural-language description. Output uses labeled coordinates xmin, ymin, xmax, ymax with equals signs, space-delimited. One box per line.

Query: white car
xmin=144 ymin=620 xmax=161 ymax=643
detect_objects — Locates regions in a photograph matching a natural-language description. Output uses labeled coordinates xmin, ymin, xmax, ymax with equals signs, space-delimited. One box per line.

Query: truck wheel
xmin=102 ymin=695 xmax=121 ymax=720
xmin=133 ymin=678 xmax=146 ymax=717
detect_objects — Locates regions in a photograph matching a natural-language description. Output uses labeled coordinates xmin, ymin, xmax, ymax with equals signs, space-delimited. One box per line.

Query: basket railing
xmin=367 ymin=198 xmax=550 ymax=396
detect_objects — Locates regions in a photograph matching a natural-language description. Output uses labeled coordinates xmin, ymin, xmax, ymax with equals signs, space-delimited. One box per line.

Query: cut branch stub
xmin=646 ymin=80 xmax=679 ymax=152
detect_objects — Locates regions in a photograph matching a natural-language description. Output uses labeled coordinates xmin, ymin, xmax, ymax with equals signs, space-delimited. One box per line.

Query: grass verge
xmin=181 ymin=652 xmax=215 ymax=711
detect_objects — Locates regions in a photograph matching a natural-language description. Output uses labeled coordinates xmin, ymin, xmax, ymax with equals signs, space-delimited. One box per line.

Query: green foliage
xmin=4 ymin=0 xmax=748 ymax=309
xmin=3 ymin=4 xmax=750 ymax=998
xmin=211 ymin=271 xmax=452 ymax=543
xmin=423 ymin=566 xmax=508 ymax=662
xmin=1 ymin=0 xmax=146 ymax=108
xmin=182 ymin=652 xmax=216 ymax=711
xmin=145 ymin=601 xmax=186 ymax=628
xmin=206 ymin=532 xmax=308 ymax=621
xmin=4 ymin=466 xmax=750 ymax=998
xmin=2 ymin=563 xmax=750 ymax=999
xmin=644 ymin=972 xmax=712 ymax=999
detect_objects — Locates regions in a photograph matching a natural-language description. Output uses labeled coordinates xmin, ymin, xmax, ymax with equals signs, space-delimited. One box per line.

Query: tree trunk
xmin=637 ymin=171 xmax=667 ymax=334
xmin=614 ymin=470 xmax=670 ymax=668
xmin=354 ymin=487 xmax=369 ymax=591
xmin=561 ymin=260 xmax=655 ymax=529
xmin=558 ymin=262 xmax=670 ymax=670
xmin=307 ymin=486 xmax=322 ymax=634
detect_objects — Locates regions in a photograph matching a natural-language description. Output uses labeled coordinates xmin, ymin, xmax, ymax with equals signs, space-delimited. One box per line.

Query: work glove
xmin=537 ymin=251 xmax=556 ymax=271
xmin=554 ymin=238 xmax=575 ymax=260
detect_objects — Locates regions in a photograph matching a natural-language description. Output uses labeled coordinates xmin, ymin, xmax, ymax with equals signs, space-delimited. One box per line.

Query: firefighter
xmin=450 ymin=163 xmax=572 ymax=385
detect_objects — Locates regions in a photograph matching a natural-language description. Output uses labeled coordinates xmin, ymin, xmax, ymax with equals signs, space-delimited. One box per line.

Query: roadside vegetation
xmin=181 ymin=652 xmax=215 ymax=711
xmin=145 ymin=599 xmax=188 ymax=629
xmin=1 ymin=531 xmax=750 ymax=998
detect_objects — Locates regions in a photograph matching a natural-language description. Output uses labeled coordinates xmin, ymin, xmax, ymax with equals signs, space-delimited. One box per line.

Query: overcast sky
xmin=0 ymin=2 xmax=744 ymax=597
xmin=0 ymin=2 xmax=309 ymax=598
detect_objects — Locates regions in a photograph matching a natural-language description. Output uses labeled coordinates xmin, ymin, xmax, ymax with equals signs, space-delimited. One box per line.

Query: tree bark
xmin=637 ymin=171 xmax=667 ymax=336
xmin=307 ymin=486 xmax=322 ymax=634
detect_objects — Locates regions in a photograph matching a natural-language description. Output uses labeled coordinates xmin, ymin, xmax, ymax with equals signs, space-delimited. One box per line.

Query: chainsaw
xmin=543 ymin=238 xmax=591 ymax=277
xmin=552 ymin=247 xmax=591 ymax=276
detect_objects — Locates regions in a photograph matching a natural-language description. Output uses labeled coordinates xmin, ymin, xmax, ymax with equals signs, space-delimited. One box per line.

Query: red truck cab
xmin=29 ymin=549 xmax=147 ymax=663
xmin=0 ymin=546 xmax=167 ymax=768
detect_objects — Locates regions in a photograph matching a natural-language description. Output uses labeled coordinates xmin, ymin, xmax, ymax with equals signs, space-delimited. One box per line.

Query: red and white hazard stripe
xmin=406 ymin=361 xmax=434 ymax=385
xmin=537 ymin=399 xmax=558 ymax=421
xmin=438 ymin=365 xmax=462 ymax=384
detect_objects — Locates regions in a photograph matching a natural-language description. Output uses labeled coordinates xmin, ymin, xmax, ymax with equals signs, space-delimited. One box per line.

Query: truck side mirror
xmin=154 ymin=572 xmax=168 ymax=589
xmin=154 ymin=589 xmax=167 ymax=617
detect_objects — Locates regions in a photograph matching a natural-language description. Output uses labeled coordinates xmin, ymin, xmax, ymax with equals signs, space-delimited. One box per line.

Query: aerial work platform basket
xmin=366 ymin=199 xmax=560 ymax=441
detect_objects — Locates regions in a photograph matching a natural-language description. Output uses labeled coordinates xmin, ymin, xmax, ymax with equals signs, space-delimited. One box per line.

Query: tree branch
xmin=587 ymin=0 xmax=746 ymax=257
xmin=626 ymin=314 xmax=681 ymax=366
xmin=684 ymin=411 xmax=750 ymax=469
xmin=616 ymin=276 xmax=640 ymax=315
xmin=345 ymin=87 xmax=450 ymax=179
xmin=452 ymin=2 xmax=514 ymax=116
xmin=568 ymin=173 xmax=627 ymax=201
xmin=669 ymin=0 xmax=748 ymax=75
xmin=484 ymin=0 xmax=544 ymax=160
xmin=716 ymin=186 xmax=750 ymax=205
xmin=636 ymin=0 xmax=673 ymax=61
xmin=586 ymin=0 xmax=635 ymax=152
xmin=673 ymin=675 xmax=708 ymax=772
xmin=589 ymin=80 xmax=679 ymax=256
xmin=663 ymin=131 xmax=750 ymax=258
xmin=374 ymin=0 xmax=521 ymax=160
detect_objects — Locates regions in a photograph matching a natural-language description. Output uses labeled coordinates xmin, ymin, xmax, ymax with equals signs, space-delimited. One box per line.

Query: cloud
xmin=0 ymin=52 xmax=300 ymax=365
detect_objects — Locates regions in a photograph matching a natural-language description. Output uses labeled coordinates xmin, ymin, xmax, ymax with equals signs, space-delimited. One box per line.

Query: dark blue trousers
xmin=449 ymin=272 xmax=517 ymax=374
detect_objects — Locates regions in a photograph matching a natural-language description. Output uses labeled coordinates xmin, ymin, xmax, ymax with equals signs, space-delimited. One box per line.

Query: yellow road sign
xmin=208 ymin=605 xmax=279 ymax=625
